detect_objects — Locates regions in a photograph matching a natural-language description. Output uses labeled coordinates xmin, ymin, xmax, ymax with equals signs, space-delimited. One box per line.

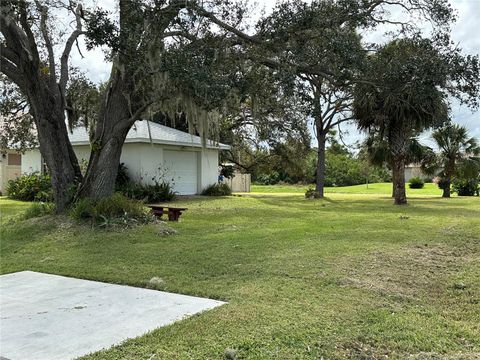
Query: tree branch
xmin=0 ymin=56 xmax=26 ymax=92
xmin=34 ymin=0 xmax=56 ymax=82
xmin=59 ymin=4 xmax=85 ymax=94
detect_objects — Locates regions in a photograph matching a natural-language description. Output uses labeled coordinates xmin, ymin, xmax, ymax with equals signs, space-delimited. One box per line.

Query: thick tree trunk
xmin=76 ymin=71 xmax=134 ymax=199
xmin=27 ymin=83 xmax=81 ymax=212
xmin=391 ymin=157 xmax=407 ymax=205
xmin=315 ymin=131 xmax=327 ymax=197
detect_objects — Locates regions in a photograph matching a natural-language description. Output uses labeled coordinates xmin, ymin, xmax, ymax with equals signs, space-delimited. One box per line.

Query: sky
xmin=69 ymin=0 xmax=480 ymax=148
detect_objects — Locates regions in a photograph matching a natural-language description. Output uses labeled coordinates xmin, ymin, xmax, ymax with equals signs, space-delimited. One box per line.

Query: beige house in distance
xmin=0 ymin=150 xmax=22 ymax=195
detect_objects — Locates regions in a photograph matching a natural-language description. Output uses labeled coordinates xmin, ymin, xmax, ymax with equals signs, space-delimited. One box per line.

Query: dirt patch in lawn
xmin=338 ymin=239 xmax=479 ymax=302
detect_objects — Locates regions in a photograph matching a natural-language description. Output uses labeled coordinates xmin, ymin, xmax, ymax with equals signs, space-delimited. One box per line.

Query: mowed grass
xmin=0 ymin=189 xmax=479 ymax=359
xmin=252 ymin=182 xmax=443 ymax=196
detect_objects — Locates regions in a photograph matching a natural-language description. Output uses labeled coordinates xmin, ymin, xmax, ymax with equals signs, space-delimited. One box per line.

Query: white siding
xmin=200 ymin=148 xmax=219 ymax=192
xmin=21 ymin=150 xmax=42 ymax=174
xmin=122 ymin=143 xmax=149 ymax=182
xmin=73 ymin=145 xmax=91 ymax=166
xmin=19 ymin=142 xmax=220 ymax=195
xmin=163 ymin=149 xmax=198 ymax=195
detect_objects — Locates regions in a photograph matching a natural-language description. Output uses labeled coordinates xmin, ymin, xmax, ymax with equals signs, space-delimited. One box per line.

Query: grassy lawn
xmin=252 ymin=182 xmax=443 ymax=196
xmin=1 ymin=188 xmax=479 ymax=359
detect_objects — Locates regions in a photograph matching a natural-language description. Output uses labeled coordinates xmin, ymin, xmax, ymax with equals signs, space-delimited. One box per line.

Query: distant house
xmin=22 ymin=121 xmax=230 ymax=195
xmin=0 ymin=150 xmax=22 ymax=195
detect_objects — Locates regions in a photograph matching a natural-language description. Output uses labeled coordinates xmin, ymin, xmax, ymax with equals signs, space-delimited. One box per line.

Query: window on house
xmin=7 ymin=153 xmax=22 ymax=166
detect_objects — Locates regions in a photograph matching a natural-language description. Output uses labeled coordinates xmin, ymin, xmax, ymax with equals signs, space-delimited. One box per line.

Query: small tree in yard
xmin=432 ymin=124 xmax=480 ymax=198
xmin=353 ymin=37 xmax=479 ymax=205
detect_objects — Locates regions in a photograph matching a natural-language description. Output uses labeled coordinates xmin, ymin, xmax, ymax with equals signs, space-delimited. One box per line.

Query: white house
xmin=22 ymin=121 xmax=230 ymax=195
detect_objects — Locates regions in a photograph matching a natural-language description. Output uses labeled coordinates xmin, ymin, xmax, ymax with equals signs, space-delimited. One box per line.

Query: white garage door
xmin=163 ymin=150 xmax=198 ymax=195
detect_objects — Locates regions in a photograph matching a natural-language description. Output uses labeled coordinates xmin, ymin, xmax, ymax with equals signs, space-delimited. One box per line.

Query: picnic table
xmin=148 ymin=205 xmax=187 ymax=221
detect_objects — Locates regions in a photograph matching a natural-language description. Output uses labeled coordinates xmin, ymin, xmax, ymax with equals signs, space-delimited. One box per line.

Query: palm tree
xmin=362 ymin=135 xmax=436 ymax=197
xmin=353 ymin=38 xmax=449 ymax=205
xmin=432 ymin=124 xmax=480 ymax=197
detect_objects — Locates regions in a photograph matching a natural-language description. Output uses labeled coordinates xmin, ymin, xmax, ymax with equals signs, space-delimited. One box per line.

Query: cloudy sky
xmin=70 ymin=0 xmax=480 ymax=148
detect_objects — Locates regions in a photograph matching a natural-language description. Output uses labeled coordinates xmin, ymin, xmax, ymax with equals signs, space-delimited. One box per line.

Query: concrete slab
xmin=0 ymin=271 xmax=225 ymax=360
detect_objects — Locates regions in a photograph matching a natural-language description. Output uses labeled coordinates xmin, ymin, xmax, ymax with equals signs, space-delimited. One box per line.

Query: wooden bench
xmin=148 ymin=205 xmax=187 ymax=221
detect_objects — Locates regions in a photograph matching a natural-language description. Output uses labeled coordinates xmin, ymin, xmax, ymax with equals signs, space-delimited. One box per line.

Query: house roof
xmin=69 ymin=120 xmax=230 ymax=150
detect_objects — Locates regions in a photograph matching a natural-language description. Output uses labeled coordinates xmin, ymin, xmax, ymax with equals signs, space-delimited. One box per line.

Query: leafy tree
xmin=1 ymin=0 xmax=251 ymax=211
xmin=431 ymin=124 xmax=480 ymax=197
xmin=353 ymin=37 xmax=479 ymax=204
xmin=225 ymin=0 xmax=459 ymax=197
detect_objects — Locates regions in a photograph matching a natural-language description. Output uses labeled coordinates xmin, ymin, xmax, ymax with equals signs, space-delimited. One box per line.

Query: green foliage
xmin=65 ymin=72 xmax=101 ymax=133
xmin=253 ymin=144 xmax=391 ymax=187
xmin=453 ymin=179 xmax=479 ymax=196
xmin=409 ymin=177 xmax=425 ymax=189
xmin=69 ymin=197 xmax=96 ymax=221
xmin=119 ymin=181 xmax=176 ymax=203
xmin=201 ymin=183 xmax=232 ymax=196
xmin=7 ymin=173 xmax=52 ymax=202
xmin=432 ymin=124 xmax=480 ymax=180
xmin=451 ymin=156 xmax=480 ymax=196
xmin=22 ymin=202 xmax=55 ymax=219
xmin=220 ymin=165 xmax=235 ymax=179
xmin=69 ymin=193 xmax=152 ymax=227
xmin=254 ymin=172 xmax=282 ymax=185
xmin=115 ymin=163 xmax=130 ymax=188
xmin=325 ymin=151 xmax=391 ymax=187
xmin=143 ymin=182 xmax=176 ymax=203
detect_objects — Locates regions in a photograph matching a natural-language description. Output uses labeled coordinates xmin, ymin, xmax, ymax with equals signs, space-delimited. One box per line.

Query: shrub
xmin=94 ymin=193 xmax=146 ymax=218
xmin=305 ymin=188 xmax=322 ymax=199
xmin=119 ymin=181 xmax=176 ymax=203
xmin=452 ymin=179 xmax=479 ymax=196
xmin=69 ymin=193 xmax=153 ymax=227
xmin=7 ymin=173 xmax=52 ymax=201
xmin=116 ymin=163 xmax=130 ymax=188
xmin=408 ymin=177 xmax=424 ymax=189
xmin=202 ymin=183 xmax=232 ymax=196
xmin=143 ymin=182 xmax=176 ymax=203
xmin=254 ymin=172 xmax=281 ymax=185
xmin=69 ymin=197 xmax=96 ymax=220
xmin=23 ymin=202 xmax=55 ymax=219
xmin=220 ymin=165 xmax=235 ymax=179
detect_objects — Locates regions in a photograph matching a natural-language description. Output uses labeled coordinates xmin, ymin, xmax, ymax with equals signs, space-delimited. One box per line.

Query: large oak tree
xmin=1 ymin=0 xmax=249 ymax=211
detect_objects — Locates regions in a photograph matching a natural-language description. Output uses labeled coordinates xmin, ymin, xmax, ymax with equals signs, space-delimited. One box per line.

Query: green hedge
xmin=7 ymin=173 xmax=53 ymax=202
xmin=202 ymin=183 xmax=232 ymax=196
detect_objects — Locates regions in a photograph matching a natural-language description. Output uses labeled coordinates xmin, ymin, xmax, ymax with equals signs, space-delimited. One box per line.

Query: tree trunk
xmin=76 ymin=71 xmax=134 ymax=199
xmin=315 ymin=131 xmax=327 ymax=197
xmin=389 ymin=123 xmax=408 ymax=205
xmin=391 ymin=157 xmax=407 ymax=205
xmin=27 ymin=83 xmax=82 ymax=212
xmin=442 ymin=177 xmax=451 ymax=198
xmin=442 ymin=163 xmax=454 ymax=198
